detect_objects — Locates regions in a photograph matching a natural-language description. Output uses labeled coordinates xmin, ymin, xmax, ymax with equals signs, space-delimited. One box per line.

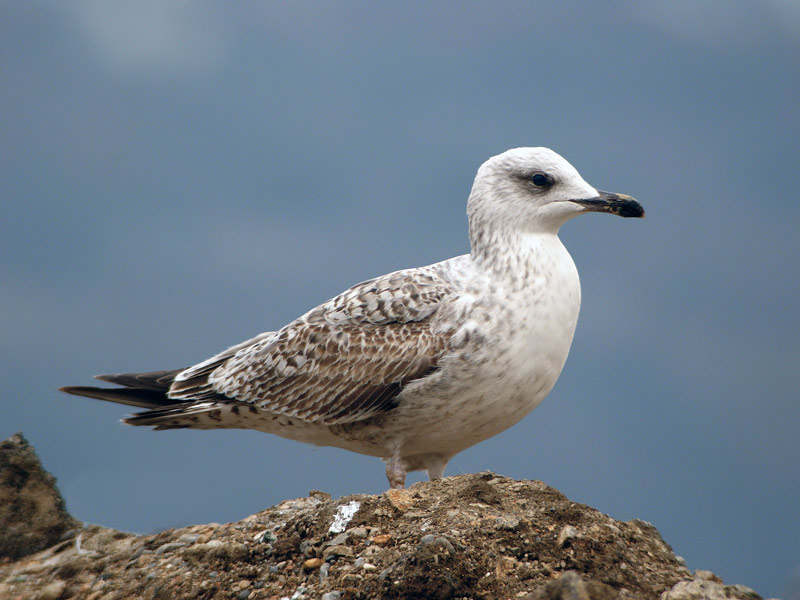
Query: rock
xmin=523 ymin=570 xmax=620 ymax=600
xmin=154 ymin=542 xmax=185 ymax=555
xmin=348 ymin=526 xmax=369 ymax=539
xmin=302 ymin=558 xmax=323 ymax=570
xmin=0 ymin=435 xmax=768 ymax=600
xmin=0 ymin=433 xmax=80 ymax=560
xmin=695 ymin=569 xmax=723 ymax=582
xmin=370 ymin=533 xmax=393 ymax=546
xmin=660 ymin=574 xmax=763 ymax=600
xmin=385 ymin=488 xmax=414 ymax=511
xmin=556 ymin=524 xmax=579 ymax=547
xmin=322 ymin=544 xmax=353 ymax=559
xmin=35 ymin=580 xmax=67 ymax=600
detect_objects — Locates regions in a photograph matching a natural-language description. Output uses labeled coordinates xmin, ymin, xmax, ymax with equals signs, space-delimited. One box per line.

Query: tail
xmin=60 ymin=368 xmax=255 ymax=430
xmin=59 ymin=369 xmax=184 ymax=409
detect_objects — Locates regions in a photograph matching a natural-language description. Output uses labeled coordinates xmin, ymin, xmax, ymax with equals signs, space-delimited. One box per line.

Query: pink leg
xmin=385 ymin=452 xmax=407 ymax=489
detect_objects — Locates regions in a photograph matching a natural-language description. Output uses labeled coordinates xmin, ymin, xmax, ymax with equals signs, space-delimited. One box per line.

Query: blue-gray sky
xmin=2 ymin=2 xmax=798 ymax=597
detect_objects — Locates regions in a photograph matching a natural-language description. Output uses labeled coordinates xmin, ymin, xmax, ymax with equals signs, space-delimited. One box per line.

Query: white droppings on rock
xmin=329 ymin=500 xmax=360 ymax=534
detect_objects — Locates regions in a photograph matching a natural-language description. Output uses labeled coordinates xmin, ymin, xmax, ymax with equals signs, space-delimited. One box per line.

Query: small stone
xmin=557 ymin=525 xmax=579 ymax=547
xmin=326 ymin=532 xmax=348 ymax=547
xmin=36 ymin=581 xmax=66 ymax=600
xmin=420 ymin=535 xmax=455 ymax=553
xmin=495 ymin=556 xmax=517 ymax=578
xmin=237 ymin=591 xmax=251 ymax=600
xmin=371 ymin=534 xmax=392 ymax=546
xmin=303 ymin=558 xmax=324 ymax=570
xmin=353 ymin=556 xmax=365 ymax=568
xmin=362 ymin=562 xmax=377 ymax=571
xmin=495 ymin=516 xmax=520 ymax=531
xmin=349 ymin=527 xmax=369 ymax=539
xmin=695 ymin=569 xmax=722 ymax=582
xmin=729 ymin=584 xmax=760 ymax=598
xmin=235 ymin=580 xmax=251 ymax=591
xmin=385 ymin=488 xmax=414 ymax=511
xmin=253 ymin=530 xmax=277 ymax=544
xmin=321 ymin=592 xmax=341 ymax=600
xmin=177 ymin=533 xmax=199 ymax=544
xmin=323 ymin=544 xmax=353 ymax=559
xmin=155 ymin=542 xmax=186 ymax=555
xmin=319 ymin=562 xmax=330 ymax=583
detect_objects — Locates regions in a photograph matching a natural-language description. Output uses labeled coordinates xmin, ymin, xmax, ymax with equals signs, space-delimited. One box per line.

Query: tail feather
xmin=58 ymin=385 xmax=173 ymax=409
xmin=60 ymin=368 xmax=185 ymax=409
xmin=95 ymin=369 xmax=183 ymax=391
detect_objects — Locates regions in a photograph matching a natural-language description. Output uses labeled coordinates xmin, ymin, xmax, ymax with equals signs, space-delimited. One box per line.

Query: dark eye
xmin=531 ymin=173 xmax=550 ymax=187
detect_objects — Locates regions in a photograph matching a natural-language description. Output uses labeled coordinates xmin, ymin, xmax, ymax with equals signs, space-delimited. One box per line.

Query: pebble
xmin=325 ymin=532 xmax=349 ymax=547
xmin=237 ymin=591 xmax=251 ymax=600
xmin=323 ymin=545 xmax=353 ymax=559
xmin=495 ymin=516 xmax=520 ymax=531
xmin=348 ymin=527 xmax=369 ymax=539
xmin=35 ymin=581 xmax=66 ymax=600
xmin=557 ymin=525 xmax=579 ymax=547
xmin=253 ymin=531 xmax=277 ymax=544
xmin=321 ymin=592 xmax=341 ymax=600
xmin=420 ymin=535 xmax=455 ymax=553
xmin=385 ymin=488 xmax=414 ymax=511
xmin=371 ymin=533 xmax=393 ymax=546
xmin=319 ymin=562 xmax=330 ymax=583
xmin=177 ymin=534 xmax=199 ymax=544
xmin=155 ymin=542 xmax=186 ymax=555
xmin=303 ymin=558 xmax=323 ymax=571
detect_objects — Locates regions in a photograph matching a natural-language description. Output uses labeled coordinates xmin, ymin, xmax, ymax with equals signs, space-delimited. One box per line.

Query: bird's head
xmin=467 ymin=147 xmax=644 ymax=238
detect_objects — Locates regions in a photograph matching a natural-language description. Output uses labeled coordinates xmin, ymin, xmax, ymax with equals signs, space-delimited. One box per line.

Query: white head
xmin=467 ymin=147 xmax=642 ymax=245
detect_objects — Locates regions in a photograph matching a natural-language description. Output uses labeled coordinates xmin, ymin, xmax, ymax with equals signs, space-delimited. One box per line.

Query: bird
xmin=61 ymin=147 xmax=644 ymax=489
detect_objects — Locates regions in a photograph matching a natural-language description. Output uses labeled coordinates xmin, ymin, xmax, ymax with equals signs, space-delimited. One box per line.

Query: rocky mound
xmin=0 ymin=433 xmax=80 ymax=561
xmin=0 ymin=433 xmax=767 ymax=600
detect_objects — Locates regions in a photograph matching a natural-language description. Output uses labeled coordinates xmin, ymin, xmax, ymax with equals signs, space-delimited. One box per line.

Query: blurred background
xmin=2 ymin=2 xmax=798 ymax=597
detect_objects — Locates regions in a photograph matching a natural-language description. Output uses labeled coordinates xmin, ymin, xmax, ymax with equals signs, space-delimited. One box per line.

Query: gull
xmin=61 ymin=147 xmax=643 ymax=488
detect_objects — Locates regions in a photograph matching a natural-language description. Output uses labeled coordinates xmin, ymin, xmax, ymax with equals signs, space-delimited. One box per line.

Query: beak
xmin=572 ymin=191 xmax=644 ymax=218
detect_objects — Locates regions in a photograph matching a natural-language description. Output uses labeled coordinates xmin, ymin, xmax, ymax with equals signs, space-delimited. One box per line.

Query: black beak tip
xmin=618 ymin=202 xmax=645 ymax=219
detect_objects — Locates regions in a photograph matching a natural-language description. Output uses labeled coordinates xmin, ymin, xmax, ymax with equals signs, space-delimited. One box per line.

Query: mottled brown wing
xmin=169 ymin=266 xmax=454 ymax=425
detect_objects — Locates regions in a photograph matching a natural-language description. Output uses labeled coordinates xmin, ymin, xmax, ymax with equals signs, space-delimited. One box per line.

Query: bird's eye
xmin=531 ymin=173 xmax=550 ymax=187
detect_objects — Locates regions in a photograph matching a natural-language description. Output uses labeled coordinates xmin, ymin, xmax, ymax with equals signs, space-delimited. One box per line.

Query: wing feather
xmin=170 ymin=266 xmax=454 ymax=425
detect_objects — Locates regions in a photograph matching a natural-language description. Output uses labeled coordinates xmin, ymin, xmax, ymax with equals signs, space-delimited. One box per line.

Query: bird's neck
xmin=469 ymin=224 xmax=571 ymax=291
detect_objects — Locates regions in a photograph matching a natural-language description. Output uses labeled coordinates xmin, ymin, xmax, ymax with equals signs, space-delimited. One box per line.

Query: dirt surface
xmin=0 ymin=433 xmax=768 ymax=600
